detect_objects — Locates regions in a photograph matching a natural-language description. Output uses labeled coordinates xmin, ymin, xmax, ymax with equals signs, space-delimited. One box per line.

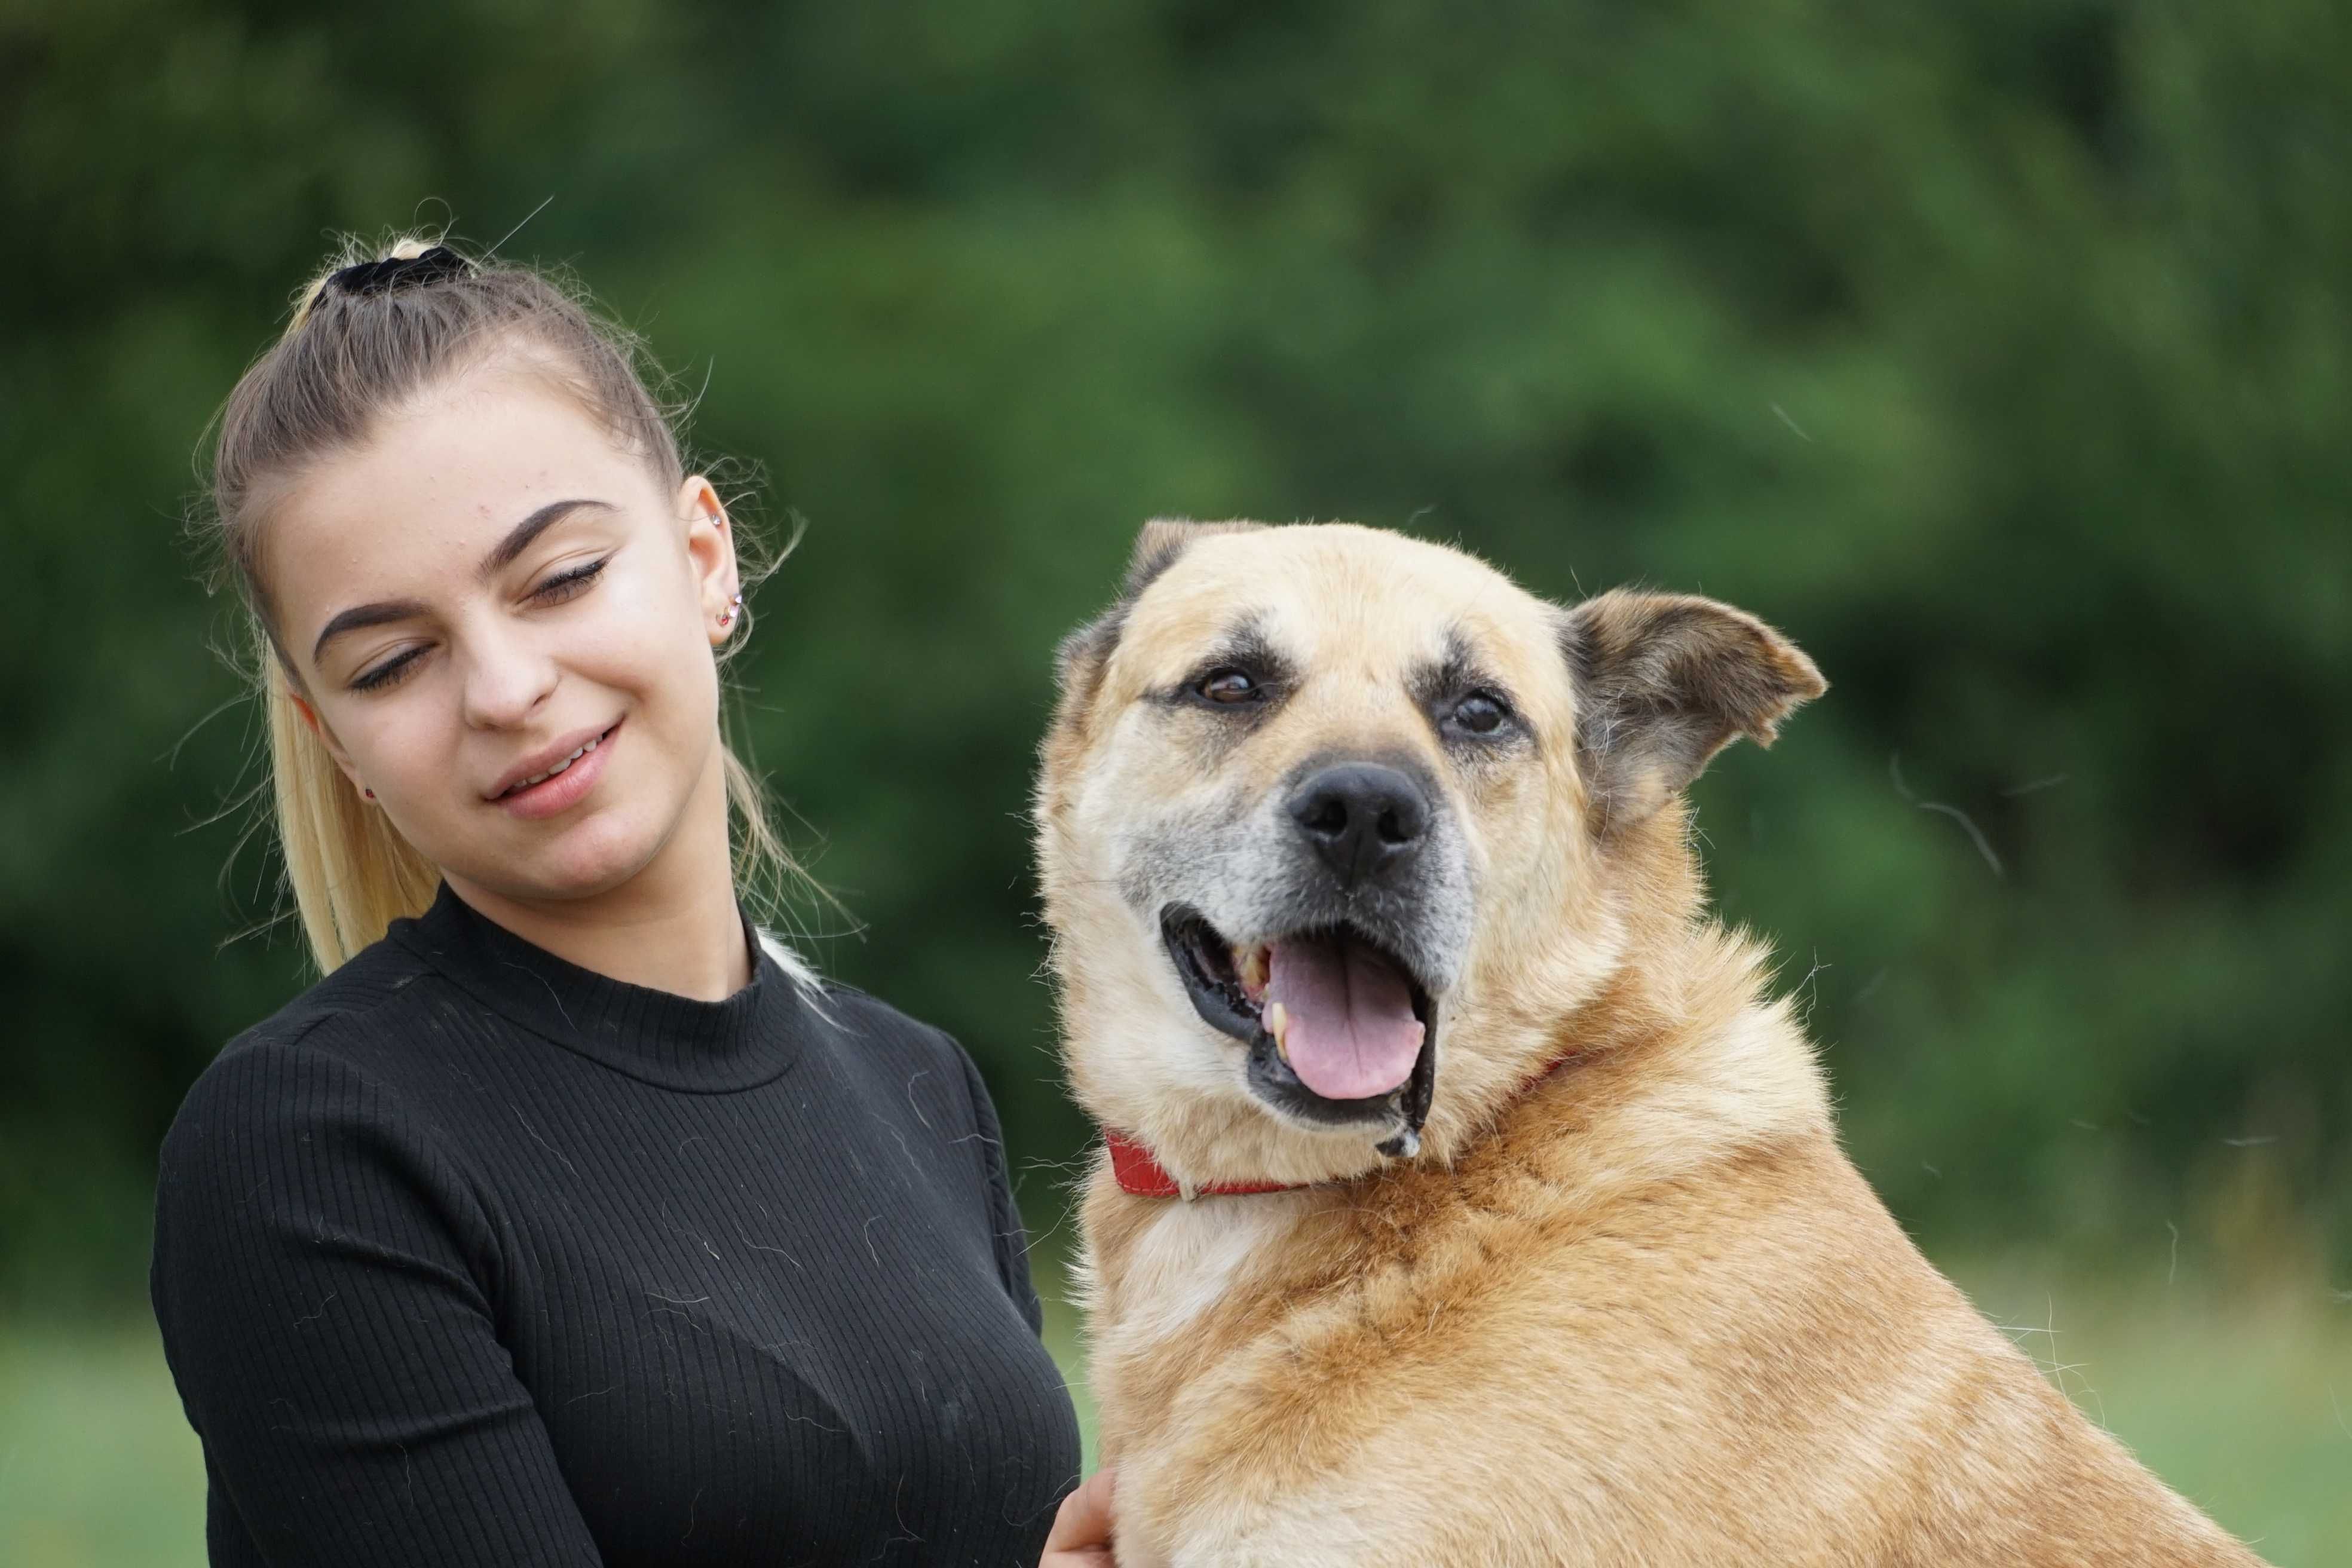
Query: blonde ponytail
xmin=266 ymin=656 xmax=442 ymax=971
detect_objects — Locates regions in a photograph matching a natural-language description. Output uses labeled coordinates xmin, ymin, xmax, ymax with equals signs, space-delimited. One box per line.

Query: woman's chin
xmin=539 ymin=825 xmax=670 ymax=898
xmin=451 ymin=808 xmax=668 ymax=904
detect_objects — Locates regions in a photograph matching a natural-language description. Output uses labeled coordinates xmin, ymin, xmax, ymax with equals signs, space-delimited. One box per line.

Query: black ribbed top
xmin=151 ymin=881 xmax=1082 ymax=1566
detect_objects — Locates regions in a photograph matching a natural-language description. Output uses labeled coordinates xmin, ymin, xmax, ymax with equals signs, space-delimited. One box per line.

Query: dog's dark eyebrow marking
xmin=1412 ymin=626 xmax=1532 ymax=745
xmin=1137 ymin=614 xmax=1298 ymax=716
xmin=1181 ymin=615 xmax=1294 ymax=691
xmin=1410 ymin=628 xmax=1486 ymax=708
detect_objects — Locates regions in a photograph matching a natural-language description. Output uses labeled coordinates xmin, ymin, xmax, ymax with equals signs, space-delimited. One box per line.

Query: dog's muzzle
xmin=1159 ymin=904 xmax=1438 ymax=1156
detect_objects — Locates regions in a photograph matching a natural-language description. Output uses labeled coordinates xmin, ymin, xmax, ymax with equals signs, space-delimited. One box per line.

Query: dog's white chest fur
xmin=1111 ymin=1193 xmax=1307 ymax=1352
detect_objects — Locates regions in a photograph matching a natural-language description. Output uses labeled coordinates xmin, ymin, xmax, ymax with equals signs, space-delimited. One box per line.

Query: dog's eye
xmin=1198 ymin=668 xmax=1261 ymax=704
xmin=1448 ymin=692 xmax=1510 ymax=736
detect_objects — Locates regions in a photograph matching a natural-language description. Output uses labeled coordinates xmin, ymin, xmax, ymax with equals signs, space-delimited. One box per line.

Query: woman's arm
xmin=151 ymin=1029 xmax=602 ymax=1566
xmin=947 ymin=1034 xmax=1116 ymax=1564
xmin=951 ymin=1036 xmax=1049 ymax=1334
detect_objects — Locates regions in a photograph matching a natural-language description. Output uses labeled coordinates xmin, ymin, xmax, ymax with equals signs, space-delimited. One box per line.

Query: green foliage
xmin=2 ymin=0 xmax=2346 ymax=1312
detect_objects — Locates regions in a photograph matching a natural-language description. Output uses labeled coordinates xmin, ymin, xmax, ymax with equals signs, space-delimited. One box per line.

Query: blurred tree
xmin=2 ymin=0 xmax=2344 ymax=1314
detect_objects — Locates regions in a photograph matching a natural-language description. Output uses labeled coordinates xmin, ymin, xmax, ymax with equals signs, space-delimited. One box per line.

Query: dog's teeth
xmin=1238 ymin=946 xmax=1269 ymax=995
xmin=1267 ymin=1001 xmax=1290 ymax=1060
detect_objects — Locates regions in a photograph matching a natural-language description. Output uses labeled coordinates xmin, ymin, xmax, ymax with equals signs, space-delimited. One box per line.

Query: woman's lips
xmin=498 ymin=720 xmax=619 ymax=820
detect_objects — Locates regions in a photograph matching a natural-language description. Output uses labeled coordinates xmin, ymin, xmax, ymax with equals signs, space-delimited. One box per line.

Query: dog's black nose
xmin=1288 ymin=763 xmax=1429 ymax=887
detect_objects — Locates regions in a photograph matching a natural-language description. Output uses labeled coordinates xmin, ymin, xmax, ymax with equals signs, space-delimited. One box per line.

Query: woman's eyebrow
xmin=477 ymin=497 xmax=614 ymax=580
xmin=311 ymin=596 xmax=431 ymax=664
xmin=310 ymin=498 xmax=616 ymax=664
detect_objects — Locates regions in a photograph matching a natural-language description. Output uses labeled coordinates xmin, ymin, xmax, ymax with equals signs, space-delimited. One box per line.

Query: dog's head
xmin=1035 ymin=520 xmax=1824 ymax=1187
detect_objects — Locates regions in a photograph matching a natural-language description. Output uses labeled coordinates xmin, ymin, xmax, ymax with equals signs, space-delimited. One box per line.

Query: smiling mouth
xmin=497 ymin=722 xmax=620 ymax=800
xmin=1159 ymin=904 xmax=1438 ymax=1154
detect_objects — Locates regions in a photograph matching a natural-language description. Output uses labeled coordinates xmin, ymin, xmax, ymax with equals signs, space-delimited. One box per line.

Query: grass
xmin=1941 ymin=1256 xmax=2352 ymax=1567
xmin=0 ymin=1319 xmax=210 ymax=1568
xmin=5 ymin=1258 xmax=2345 ymax=1567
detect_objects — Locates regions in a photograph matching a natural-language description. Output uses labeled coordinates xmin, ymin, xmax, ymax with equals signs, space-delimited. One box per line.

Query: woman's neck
xmin=443 ymin=760 xmax=752 ymax=1002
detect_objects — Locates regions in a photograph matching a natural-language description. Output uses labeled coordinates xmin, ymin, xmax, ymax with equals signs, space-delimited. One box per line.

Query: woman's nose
xmin=459 ymin=624 xmax=559 ymax=729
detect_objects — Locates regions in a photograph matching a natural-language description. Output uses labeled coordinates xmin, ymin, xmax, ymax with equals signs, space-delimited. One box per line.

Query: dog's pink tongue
xmin=1267 ymin=936 xmax=1424 ymax=1101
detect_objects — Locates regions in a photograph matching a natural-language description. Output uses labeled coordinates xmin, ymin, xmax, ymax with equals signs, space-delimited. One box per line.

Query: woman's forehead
xmin=267 ymin=372 xmax=660 ymax=617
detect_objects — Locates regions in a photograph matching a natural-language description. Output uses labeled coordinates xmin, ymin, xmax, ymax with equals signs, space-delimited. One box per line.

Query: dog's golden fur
xmin=1035 ymin=520 xmax=2261 ymax=1567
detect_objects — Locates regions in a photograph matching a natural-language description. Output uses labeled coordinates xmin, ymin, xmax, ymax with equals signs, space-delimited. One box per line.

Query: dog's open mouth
xmin=1160 ymin=904 xmax=1438 ymax=1154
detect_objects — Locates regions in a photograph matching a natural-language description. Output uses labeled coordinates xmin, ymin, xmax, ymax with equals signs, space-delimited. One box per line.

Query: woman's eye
xmin=352 ymin=647 xmax=424 ymax=693
xmin=1197 ymin=668 xmax=1260 ymax=704
xmin=1448 ymin=692 xmax=1509 ymax=735
xmin=531 ymin=558 xmax=608 ymax=605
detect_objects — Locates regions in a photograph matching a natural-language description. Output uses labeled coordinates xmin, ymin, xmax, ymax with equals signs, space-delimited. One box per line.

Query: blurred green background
xmin=4 ymin=0 xmax=2348 ymax=1560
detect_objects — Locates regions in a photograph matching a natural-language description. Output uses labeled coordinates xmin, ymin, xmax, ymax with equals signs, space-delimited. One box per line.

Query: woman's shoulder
xmin=798 ymin=976 xmax=998 ymax=1122
xmin=799 ymin=974 xmax=947 ymax=1048
xmin=160 ymin=933 xmax=455 ymax=1163
xmin=151 ymin=942 xmax=502 ymax=1355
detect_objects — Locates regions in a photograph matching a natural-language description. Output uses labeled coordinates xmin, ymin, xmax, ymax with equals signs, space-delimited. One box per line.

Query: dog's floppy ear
xmin=1053 ymin=518 xmax=1267 ymax=705
xmin=1563 ymin=589 xmax=1826 ymax=835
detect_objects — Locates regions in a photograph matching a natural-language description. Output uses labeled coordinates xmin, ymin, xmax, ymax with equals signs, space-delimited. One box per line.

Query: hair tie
xmin=324 ymin=246 xmax=472 ymax=299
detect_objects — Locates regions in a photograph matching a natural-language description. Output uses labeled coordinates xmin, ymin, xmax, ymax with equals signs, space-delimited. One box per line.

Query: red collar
xmin=1105 ymin=1132 xmax=1301 ymax=1198
xmin=1104 ymin=1048 xmax=1578 ymax=1199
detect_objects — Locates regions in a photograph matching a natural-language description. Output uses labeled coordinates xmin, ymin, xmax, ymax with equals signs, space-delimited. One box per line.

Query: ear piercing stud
xmin=363 ymin=787 xmax=376 ymax=800
xmin=716 ymin=592 xmax=744 ymax=630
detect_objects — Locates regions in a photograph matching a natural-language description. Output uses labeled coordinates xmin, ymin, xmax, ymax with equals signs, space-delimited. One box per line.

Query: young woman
xmin=151 ymin=236 xmax=1114 ymax=1566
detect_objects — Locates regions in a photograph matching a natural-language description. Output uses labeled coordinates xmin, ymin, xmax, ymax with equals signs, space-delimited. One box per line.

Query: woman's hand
xmin=1041 ymin=1467 xmax=1117 ymax=1566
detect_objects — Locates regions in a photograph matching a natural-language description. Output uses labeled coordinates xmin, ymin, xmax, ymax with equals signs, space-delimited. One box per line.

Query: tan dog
xmin=1033 ymin=520 xmax=2262 ymax=1567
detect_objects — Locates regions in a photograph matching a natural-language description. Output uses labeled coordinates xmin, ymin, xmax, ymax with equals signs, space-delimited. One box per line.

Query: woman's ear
xmin=1562 ymin=590 xmax=1826 ymax=836
xmin=678 ymin=475 xmax=739 ymax=632
xmin=282 ymin=680 xmax=364 ymax=786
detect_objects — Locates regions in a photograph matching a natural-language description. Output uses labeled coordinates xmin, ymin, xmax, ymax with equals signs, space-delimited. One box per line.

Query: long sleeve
xmin=150 ymin=1028 xmax=604 ymax=1566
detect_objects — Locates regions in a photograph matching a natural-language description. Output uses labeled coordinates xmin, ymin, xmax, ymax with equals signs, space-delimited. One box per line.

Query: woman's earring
xmin=716 ymin=591 xmax=744 ymax=632
xmin=363 ymin=786 xmax=376 ymax=800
